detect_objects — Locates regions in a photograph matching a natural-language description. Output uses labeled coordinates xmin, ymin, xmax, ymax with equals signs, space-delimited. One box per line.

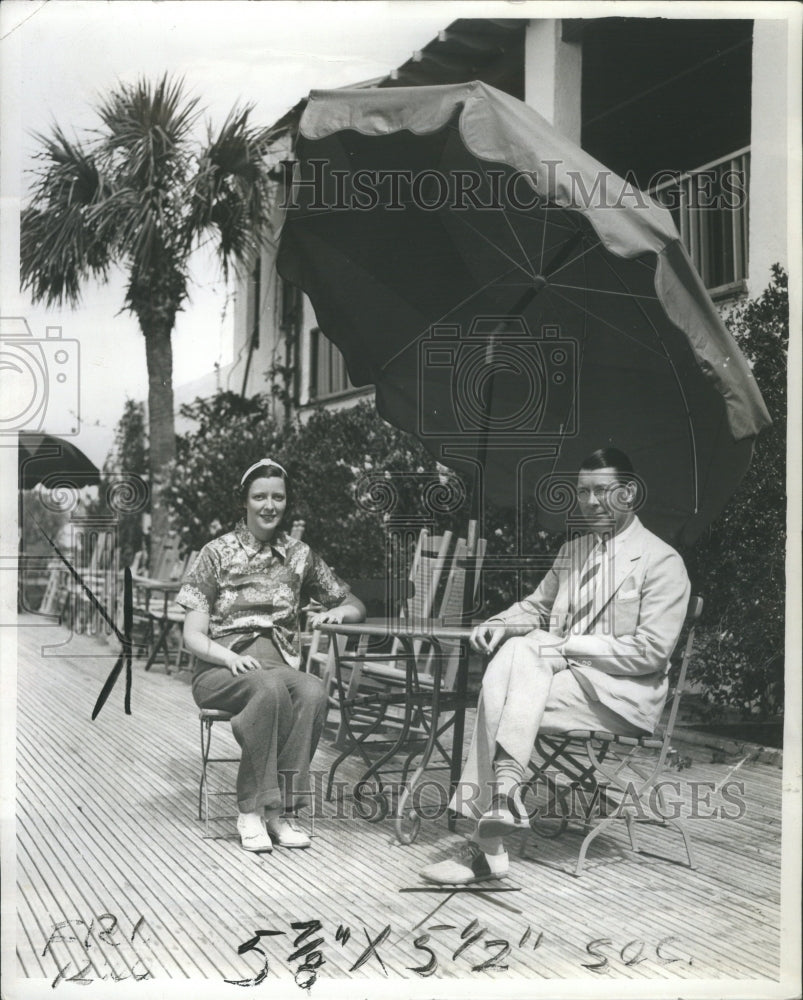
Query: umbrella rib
xmin=511 ymin=204 xmax=580 ymax=237
xmin=537 ymin=236 xmax=602 ymax=282
xmin=594 ymin=250 xmax=700 ymax=513
xmin=550 ymin=246 xmax=593 ymax=480
xmin=451 ymin=148 xmax=541 ymax=280
xmin=448 ymin=138 xmax=598 ymax=280
xmin=450 ymin=209 xmax=537 ymax=280
xmin=379 ymin=259 xmax=540 ymax=373
xmin=539 ymin=205 xmax=549 ymax=275
xmin=549 ymin=282 xmax=660 ymax=301
xmin=546 ymin=284 xmax=669 ymax=361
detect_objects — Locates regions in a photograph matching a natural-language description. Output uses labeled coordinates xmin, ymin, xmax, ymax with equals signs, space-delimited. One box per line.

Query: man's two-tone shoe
xmin=237 ymin=812 xmax=273 ymax=852
xmin=266 ymin=815 xmax=311 ymax=849
xmin=420 ymin=841 xmax=509 ymax=886
xmin=476 ymin=791 xmax=530 ymax=840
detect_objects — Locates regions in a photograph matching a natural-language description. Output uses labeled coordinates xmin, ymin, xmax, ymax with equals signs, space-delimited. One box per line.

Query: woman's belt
xmin=225 ymin=627 xmax=275 ymax=655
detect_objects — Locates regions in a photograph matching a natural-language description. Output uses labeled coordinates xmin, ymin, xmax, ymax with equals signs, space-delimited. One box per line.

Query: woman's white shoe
xmin=237 ymin=812 xmax=273 ymax=852
xmin=266 ymin=815 xmax=311 ymax=849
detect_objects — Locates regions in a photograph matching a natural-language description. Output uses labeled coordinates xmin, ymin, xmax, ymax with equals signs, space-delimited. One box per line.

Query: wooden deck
xmin=12 ymin=616 xmax=788 ymax=991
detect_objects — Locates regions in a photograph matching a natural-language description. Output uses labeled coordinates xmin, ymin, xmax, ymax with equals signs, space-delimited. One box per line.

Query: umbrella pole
xmin=450 ymin=273 xmax=558 ymax=826
xmin=457 ymin=277 xmax=549 ymax=629
xmin=449 ymin=481 xmax=480 ymax=831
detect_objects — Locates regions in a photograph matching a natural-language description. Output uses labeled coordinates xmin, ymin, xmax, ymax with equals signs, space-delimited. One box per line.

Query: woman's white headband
xmin=240 ymin=459 xmax=288 ymax=486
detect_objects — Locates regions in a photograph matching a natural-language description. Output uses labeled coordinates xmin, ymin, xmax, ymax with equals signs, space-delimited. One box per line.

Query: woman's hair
xmin=236 ymin=460 xmax=292 ymax=526
xmin=579 ymin=446 xmax=636 ymax=485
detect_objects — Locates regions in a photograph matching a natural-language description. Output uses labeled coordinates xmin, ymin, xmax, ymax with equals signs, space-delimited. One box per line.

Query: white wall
xmin=748 ymin=18 xmax=790 ymax=296
xmin=524 ymin=19 xmax=582 ymax=144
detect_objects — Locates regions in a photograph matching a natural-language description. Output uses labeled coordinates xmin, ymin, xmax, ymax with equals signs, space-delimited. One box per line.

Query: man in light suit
xmin=421 ymin=447 xmax=691 ymax=885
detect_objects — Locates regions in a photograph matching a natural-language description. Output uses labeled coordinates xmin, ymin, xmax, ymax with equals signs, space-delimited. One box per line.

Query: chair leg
xmin=663 ymin=817 xmax=697 ymax=869
xmin=624 ymin=811 xmax=640 ymax=853
xmin=575 ymin=815 xmax=619 ymax=876
xmin=199 ymin=717 xmax=213 ymax=834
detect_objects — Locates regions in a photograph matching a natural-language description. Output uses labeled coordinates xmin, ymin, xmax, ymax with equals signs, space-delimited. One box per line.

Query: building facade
xmin=176 ymin=16 xmax=789 ymax=421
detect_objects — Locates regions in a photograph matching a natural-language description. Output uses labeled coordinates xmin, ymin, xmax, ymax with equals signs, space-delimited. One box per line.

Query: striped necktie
xmin=568 ymin=540 xmax=606 ymax=635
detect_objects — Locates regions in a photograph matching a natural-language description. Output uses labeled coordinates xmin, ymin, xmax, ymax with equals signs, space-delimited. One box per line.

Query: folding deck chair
xmin=70 ymin=527 xmax=119 ymax=635
xmin=519 ymin=595 xmax=703 ymax=875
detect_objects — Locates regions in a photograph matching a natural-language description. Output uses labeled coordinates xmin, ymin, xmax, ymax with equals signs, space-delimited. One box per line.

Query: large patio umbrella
xmin=18 ymin=431 xmax=100 ymax=491
xmin=277 ymin=82 xmax=770 ymax=546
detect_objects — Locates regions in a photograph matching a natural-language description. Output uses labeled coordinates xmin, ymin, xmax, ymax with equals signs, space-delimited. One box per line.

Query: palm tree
xmin=21 ymin=74 xmax=278 ymax=551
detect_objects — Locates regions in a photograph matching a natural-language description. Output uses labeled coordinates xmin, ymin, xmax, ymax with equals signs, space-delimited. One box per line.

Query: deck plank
xmin=14 ymin=617 xmax=784 ymax=986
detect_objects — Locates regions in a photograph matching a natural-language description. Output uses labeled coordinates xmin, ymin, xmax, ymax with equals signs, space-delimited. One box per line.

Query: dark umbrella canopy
xmin=18 ymin=432 xmax=100 ymax=491
xmin=277 ymin=82 xmax=770 ymax=545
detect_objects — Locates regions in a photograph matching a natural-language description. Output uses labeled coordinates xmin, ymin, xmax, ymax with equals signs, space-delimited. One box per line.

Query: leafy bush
xmin=682 ymin=266 xmax=787 ymax=719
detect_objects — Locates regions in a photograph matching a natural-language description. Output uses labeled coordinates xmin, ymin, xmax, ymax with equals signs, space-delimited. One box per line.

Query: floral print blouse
xmin=176 ymin=520 xmax=350 ymax=668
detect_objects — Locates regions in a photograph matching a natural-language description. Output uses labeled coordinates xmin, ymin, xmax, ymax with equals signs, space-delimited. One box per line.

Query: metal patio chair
xmin=519 ymin=595 xmax=703 ymax=876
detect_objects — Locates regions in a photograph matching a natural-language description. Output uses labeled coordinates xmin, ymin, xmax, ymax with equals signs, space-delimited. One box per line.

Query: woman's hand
xmin=225 ymin=652 xmax=262 ymax=675
xmin=469 ymin=619 xmax=508 ymax=655
xmin=308 ymin=606 xmax=349 ymax=628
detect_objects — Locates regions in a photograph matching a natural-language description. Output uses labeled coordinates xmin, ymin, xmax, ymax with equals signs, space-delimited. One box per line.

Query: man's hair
xmin=580 ymin=447 xmax=636 ymax=485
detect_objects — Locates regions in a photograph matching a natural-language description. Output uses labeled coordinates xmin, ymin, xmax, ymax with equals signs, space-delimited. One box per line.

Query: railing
xmin=650 ymin=148 xmax=750 ymax=299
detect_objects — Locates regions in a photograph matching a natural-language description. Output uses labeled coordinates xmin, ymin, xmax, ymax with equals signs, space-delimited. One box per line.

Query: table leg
xmin=144 ymin=619 xmax=173 ymax=672
xmin=394 ymin=638 xmax=449 ymax=845
xmin=447 ymin=639 xmax=469 ymax=832
xmin=325 ymin=634 xmax=414 ymax=809
xmin=349 ymin=635 xmax=419 ymax=801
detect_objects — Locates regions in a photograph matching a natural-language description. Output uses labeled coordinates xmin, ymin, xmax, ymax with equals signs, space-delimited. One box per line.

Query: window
xmin=650 ymin=148 xmax=750 ymax=298
xmin=309 ymin=327 xmax=353 ymax=399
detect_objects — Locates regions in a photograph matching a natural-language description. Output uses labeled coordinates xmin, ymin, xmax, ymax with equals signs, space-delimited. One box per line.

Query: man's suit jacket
xmin=494 ymin=517 xmax=691 ymax=733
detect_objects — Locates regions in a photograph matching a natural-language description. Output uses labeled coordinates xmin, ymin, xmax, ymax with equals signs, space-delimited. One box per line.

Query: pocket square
xmin=618 ymin=589 xmax=639 ymax=601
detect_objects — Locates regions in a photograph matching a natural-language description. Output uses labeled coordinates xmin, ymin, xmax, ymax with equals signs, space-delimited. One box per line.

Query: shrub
xmin=682 ymin=266 xmax=787 ymax=719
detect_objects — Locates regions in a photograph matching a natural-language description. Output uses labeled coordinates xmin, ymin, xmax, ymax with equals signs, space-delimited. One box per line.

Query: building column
xmin=747 ymin=19 xmax=790 ymax=296
xmin=524 ymin=19 xmax=582 ymax=146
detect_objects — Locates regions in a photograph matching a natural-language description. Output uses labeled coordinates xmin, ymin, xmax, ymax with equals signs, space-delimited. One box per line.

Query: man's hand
xmin=469 ymin=619 xmax=508 ymax=655
xmin=225 ymin=653 xmax=262 ymax=675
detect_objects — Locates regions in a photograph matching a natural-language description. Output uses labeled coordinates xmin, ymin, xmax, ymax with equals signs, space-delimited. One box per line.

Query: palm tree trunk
xmin=141 ymin=319 xmax=176 ymax=557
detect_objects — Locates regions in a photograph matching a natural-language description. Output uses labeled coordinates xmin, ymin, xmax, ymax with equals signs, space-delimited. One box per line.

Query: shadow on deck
xmin=14 ymin=617 xmax=783 ymax=988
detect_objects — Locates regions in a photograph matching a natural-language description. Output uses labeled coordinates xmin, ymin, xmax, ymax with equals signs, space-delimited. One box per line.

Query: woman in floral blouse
xmin=178 ymin=459 xmax=365 ymax=852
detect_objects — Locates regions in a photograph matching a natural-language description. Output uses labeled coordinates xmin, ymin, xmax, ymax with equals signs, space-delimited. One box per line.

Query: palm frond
xmin=21 ymin=128 xmax=114 ymax=306
xmin=21 ymin=76 xmax=277 ymax=316
xmin=187 ymin=105 xmax=279 ymax=278
xmin=88 ymin=75 xmax=203 ymax=275
xmin=96 ymin=73 xmax=200 ymax=193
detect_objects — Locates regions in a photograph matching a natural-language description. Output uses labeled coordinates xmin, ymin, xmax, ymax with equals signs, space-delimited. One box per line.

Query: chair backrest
xmin=437 ymin=521 xmax=487 ymax=627
xmin=403 ymin=528 xmax=453 ymax=628
xmin=151 ymin=535 xmax=182 ymax=581
xmin=307 ymin=524 xmax=487 ymax=699
xmin=397 ymin=521 xmax=487 ymax=689
xmin=129 ymin=549 xmax=147 ymax=576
